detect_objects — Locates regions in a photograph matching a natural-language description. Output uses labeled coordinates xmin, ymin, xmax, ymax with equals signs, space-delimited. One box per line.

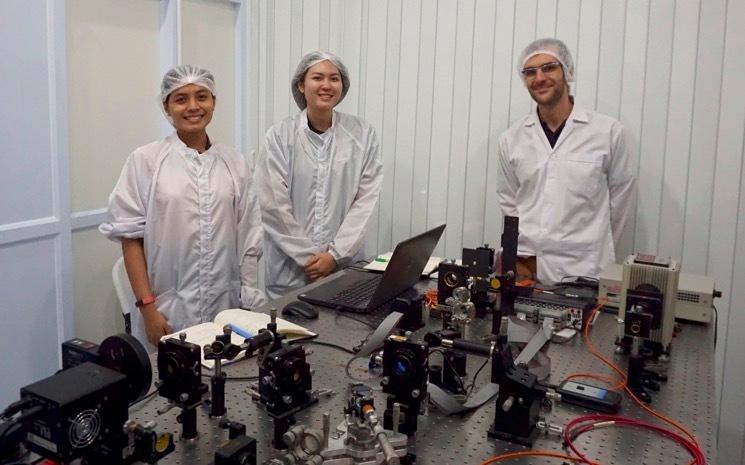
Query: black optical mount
xmin=487 ymin=345 xmax=547 ymax=446
xmin=157 ymin=333 xmax=209 ymax=441
xmin=204 ymin=326 xmax=245 ymax=418
xmin=381 ymin=334 xmax=429 ymax=436
xmin=246 ymin=309 xmax=318 ymax=448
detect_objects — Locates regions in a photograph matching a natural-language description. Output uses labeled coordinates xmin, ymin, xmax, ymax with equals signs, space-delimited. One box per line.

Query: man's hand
xmin=516 ymin=256 xmax=537 ymax=281
xmin=140 ymin=304 xmax=172 ymax=346
xmin=304 ymin=252 xmax=337 ymax=281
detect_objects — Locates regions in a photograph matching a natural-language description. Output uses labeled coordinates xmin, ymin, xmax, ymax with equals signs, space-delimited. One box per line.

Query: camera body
xmin=20 ymin=362 xmax=128 ymax=462
xmin=258 ymin=345 xmax=314 ymax=417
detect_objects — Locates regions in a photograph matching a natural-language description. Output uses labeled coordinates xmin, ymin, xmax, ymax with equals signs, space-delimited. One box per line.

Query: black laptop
xmin=298 ymin=224 xmax=446 ymax=312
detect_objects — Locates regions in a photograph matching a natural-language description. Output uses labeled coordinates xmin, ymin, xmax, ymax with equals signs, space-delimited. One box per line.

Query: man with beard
xmin=496 ymin=38 xmax=635 ymax=284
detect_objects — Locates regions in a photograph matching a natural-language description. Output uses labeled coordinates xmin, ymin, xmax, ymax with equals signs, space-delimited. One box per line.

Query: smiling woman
xmin=99 ymin=65 xmax=267 ymax=349
xmin=256 ymin=51 xmax=383 ymax=300
xmin=163 ymin=84 xmax=215 ymax=152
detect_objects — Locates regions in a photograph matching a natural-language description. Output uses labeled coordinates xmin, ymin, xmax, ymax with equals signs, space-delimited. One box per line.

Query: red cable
xmin=563 ymin=415 xmax=707 ymax=465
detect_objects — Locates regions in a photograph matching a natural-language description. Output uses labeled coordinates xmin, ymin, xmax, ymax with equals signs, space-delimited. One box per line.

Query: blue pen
xmin=229 ymin=323 xmax=253 ymax=340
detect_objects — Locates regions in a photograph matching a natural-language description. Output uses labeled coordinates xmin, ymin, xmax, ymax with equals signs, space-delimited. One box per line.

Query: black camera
xmin=19 ymin=362 xmax=128 ymax=462
xmin=258 ymin=345 xmax=315 ymax=417
xmin=2 ymin=335 xmax=172 ymax=465
xmin=157 ymin=336 xmax=208 ymax=405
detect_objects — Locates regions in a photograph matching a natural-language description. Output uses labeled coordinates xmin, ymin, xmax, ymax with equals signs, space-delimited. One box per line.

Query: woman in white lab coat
xmin=257 ymin=51 xmax=383 ymax=299
xmin=101 ymin=65 xmax=266 ymax=347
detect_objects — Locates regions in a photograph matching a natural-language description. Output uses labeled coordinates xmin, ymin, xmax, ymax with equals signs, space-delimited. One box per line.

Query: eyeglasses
xmin=521 ymin=62 xmax=562 ymax=79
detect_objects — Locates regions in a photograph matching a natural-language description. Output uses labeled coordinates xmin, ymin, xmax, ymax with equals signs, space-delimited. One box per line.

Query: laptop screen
xmin=368 ymin=224 xmax=446 ymax=308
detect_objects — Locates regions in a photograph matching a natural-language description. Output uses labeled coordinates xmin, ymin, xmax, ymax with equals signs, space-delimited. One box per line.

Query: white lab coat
xmin=496 ymin=105 xmax=635 ymax=283
xmin=257 ymin=110 xmax=383 ymax=299
xmin=100 ymin=134 xmax=266 ymax=346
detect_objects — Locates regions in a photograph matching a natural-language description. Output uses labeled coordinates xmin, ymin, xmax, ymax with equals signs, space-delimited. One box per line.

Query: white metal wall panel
xmin=360 ymin=0 xmax=387 ymax=256
xmin=427 ymin=0 xmax=457 ymax=257
xmin=636 ymin=2 xmax=675 ymax=254
xmin=683 ymin=0 xmax=726 ymax=277
xmin=0 ymin=2 xmax=55 ymax=224
xmin=410 ymin=0 xmax=437 ymax=241
xmin=72 ymin=230 xmax=123 ymax=342
xmin=711 ymin=0 xmax=745 ymax=462
xmin=271 ymin=0 xmax=292 ymax=122
xmin=390 ymin=0 xmax=419 ymax=246
xmin=182 ymin=0 xmax=237 ymax=146
xmin=66 ymin=0 xmax=161 ymax=212
xmin=618 ymin=1 xmax=649 ymax=260
xmin=461 ymin=0 xmax=496 ymax=250
xmin=573 ymin=1 xmax=601 ymax=108
xmin=378 ymin=0 xmax=403 ymax=254
xmin=535 ymin=0 xmax=557 ymax=39
xmin=729 ymin=140 xmax=745 ymax=465
xmin=0 ymin=0 xmax=72 ymax=407
xmin=658 ymin=0 xmax=699 ymax=262
xmin=301 ymin=0 xmax=321 ymax=53
xmin=442 ymin=0 xmax=475 ymax=258
xmin=0 ymin=239 xmax=61 ymax=404
xmin=482 ymin=0 xmax=517 ymax=244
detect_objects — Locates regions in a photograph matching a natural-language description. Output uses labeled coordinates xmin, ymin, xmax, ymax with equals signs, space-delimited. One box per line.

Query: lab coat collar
xmin=524 ymin=103 xmax=590 ymax=152
xmin=301 ymin=109 xmax=337 ymax=136
xmin=168 ymin=132 xmax=214 ymax=156
xmin=524 ymin=103 xmax=590 ymax=127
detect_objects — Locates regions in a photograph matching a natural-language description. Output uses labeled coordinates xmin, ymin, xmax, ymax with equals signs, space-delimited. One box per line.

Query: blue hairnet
xmin=517 ymin=38 xmax=575 ymax=82
xmin=160 ymin=65 xmax=216 ymax=103
xmin=291 ymin=51 xmax=350 ymax=110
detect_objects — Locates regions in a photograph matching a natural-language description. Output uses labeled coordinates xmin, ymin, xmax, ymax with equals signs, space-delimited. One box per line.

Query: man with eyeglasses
xmin=495 ymin=38 xmax=635 ymax=284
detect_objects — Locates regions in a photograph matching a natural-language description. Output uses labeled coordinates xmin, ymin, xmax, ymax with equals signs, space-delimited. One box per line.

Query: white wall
xmin=0 ymin=0 xmax=72 ymax=405
xmin=248 ymin=0 xmax=745 ymax=462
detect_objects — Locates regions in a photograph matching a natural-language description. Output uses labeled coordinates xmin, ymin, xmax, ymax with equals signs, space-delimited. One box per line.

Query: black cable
xmin=225 ymin=376 xmax=260 ymax=382
xmin=560 ymin=275 xmax=599 ymax=284
xmin=429 ymin=349 xmax=466 ymax=394
xmin=0 ymin=421 xmax=23 ymax=463
xmin=292 ymin=340 xmax=355 ymax=355
xmin=200 ymin=374 xmax=260 ymax=382
xmin=0 ymin=406 xmax=43 ymax=463
xmin=465 ymin=356 xmax=490 ymax=397
xmin=129 ymin=389 xmax=158 ymax=407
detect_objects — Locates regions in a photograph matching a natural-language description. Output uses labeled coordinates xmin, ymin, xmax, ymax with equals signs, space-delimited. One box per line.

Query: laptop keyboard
xmin=329 ymin=275 xmax=383 ymax=307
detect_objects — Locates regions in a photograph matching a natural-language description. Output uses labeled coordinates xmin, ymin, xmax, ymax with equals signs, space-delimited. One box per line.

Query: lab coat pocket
xmin=156 ymin=288 xmax=184 ymax=332
xmin=560 ymin=153 xmax=604 ymax=198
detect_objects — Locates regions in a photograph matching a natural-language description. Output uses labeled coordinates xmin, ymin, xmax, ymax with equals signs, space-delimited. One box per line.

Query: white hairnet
xmin=291 ymin=51 xmax=350 ymax=110
xmin=517 ymin=38 xmax=575 ymax=82
xmin=159 ymin=65 xmax=216 ymax=103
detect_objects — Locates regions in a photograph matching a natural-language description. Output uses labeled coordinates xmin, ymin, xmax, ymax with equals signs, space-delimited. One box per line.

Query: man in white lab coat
xmin=496 ymin=38 xmax=636 ymax=284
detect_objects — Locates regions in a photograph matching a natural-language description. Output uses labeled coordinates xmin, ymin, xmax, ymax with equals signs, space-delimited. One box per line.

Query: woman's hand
xmin=140 ymin=304 xmax=172 ymax=346
xmin=304 ymin=252 xmax=337 ymax=281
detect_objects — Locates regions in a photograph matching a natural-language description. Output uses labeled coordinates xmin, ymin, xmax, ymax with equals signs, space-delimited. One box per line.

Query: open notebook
xmin=161 ymin=308 xmax=316 ymax=368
